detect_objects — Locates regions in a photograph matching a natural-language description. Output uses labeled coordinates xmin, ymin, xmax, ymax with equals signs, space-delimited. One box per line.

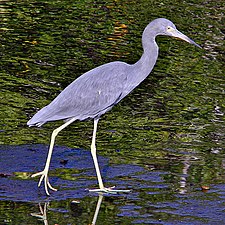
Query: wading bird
xmin=27 ymin=18 xmax=201 ymax=195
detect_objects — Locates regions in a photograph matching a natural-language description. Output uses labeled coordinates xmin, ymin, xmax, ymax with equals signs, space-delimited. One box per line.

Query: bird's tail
xmin=27 ymin=105 xmax=50 ymax=127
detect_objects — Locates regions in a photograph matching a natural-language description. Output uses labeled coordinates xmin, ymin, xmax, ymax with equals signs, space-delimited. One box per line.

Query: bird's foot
xmin=89 ymin=186 xmax=131 ymax=194
xmin=31 ymin=170 xmax=57 ymax=195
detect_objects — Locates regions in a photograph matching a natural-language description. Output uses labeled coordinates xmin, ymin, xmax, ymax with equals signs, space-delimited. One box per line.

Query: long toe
xmin=47 ymin=178 xmax=57 ymax=191
xmin=31 ymin=170 xmax=56 ymax=195
xmin=38 ymin=174 xmax=45 ymax=187
xmin=89 ymin=187 xmax=131 ymax=194
xmin=31 ymin=171 xmax=44 ymax=178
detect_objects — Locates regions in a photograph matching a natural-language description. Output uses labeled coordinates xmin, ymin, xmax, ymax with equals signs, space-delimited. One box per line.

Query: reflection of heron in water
xmin=31 ymin=195 xmax=104 ymax=225
xmin=31 ymin=203 xmax=49 ymax=225
xmin=92 ymin=195 xmax=104 ymax=225
xmin=27 ymin=18 xmax=201 ymax=195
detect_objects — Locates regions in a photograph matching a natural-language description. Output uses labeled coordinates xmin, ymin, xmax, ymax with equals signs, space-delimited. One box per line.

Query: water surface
xmin=0 ymin=0 xmax=224 ymax=224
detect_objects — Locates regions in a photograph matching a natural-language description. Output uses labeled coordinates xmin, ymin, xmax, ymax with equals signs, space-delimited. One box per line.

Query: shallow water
xmin=1 ymin=145 xmax=225 ymax=224
xmin=0 ymin=0 xmax=225 ymax=224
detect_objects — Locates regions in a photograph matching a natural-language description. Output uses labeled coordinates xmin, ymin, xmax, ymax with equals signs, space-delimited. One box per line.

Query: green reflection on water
xmin=0 ymin=0 xmax=225 ymax=223
xmin=1 ymin=0 xmax=224 ymax=171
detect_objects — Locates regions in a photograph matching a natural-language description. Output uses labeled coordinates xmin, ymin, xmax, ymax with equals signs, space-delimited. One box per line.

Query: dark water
xmin=0 ymin=0 xmax=224 ymax=224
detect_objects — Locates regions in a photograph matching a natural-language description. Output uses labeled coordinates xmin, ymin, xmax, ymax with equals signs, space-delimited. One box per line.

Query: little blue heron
xmin=27 ymin=18 xmax=201 ymax=195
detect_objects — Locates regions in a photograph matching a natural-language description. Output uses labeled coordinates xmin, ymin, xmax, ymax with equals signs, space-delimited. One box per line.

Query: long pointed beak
xmin=171 ymin=29 xmax=201 ymax=48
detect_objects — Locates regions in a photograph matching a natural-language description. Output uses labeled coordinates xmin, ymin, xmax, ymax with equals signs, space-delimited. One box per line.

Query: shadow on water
xmin=1 ymin=145 xmax=225 ymax=224
xmin=0 ymin=144 xmax=137 ymax=201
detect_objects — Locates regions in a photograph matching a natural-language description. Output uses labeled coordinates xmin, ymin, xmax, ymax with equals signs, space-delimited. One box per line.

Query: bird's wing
xmin=28 ymin=62 xmax=128 ymax=125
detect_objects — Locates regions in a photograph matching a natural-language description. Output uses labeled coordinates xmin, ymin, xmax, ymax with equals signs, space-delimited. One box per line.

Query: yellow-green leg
xmin=31 ymin=118 xmax=76 ymax=195
xmin=89 ymin=119 xmax=131 ymax=194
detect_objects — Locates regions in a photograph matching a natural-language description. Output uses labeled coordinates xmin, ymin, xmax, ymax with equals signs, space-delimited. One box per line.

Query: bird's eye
xmin=167 ymin=26 xmax=172 ymax=31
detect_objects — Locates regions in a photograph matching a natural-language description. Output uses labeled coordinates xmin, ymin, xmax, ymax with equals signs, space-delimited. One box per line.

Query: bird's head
xmin=149 ymin=18 xmax=201 ymax=48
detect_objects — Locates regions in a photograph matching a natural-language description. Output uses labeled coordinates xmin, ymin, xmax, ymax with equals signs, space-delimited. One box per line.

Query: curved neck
xmin=119 ymin=30 xmax=159 ymax=99
xmin=132 ymin=35 xmax=159 ymax=83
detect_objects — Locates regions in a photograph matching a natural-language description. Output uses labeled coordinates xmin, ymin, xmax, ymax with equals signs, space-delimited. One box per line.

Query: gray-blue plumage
xmin=27 ymin=19 xmax=167 ymax=126
xmin=28 ymin=62 xmax=129 ymax=125
xmin=27 ymin=18 xmax=201 ymax=195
